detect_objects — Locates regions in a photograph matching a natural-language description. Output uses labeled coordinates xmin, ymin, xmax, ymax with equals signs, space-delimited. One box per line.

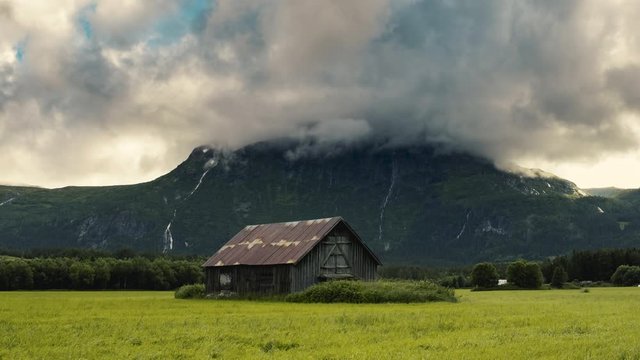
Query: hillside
xmin=1 ymin=141 xmax=639 ymax=265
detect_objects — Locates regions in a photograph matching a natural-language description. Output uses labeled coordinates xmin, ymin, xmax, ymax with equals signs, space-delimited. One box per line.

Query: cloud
xmin=90 ymin=0 xmax=181 ymax=47
xmin=284 ymin=118 xmax=372 ymax=160
xmin=2 ymin=0 xmax=640 ymax=187
xmin=607 ymin=64 xmax=640 ymax=112
xmin=0 ymin=2 xmax=11 ymax=19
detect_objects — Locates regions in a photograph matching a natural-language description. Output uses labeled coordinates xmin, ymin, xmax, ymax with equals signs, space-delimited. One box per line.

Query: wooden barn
xmin=203 ymin=217 xmax=381 ymax=295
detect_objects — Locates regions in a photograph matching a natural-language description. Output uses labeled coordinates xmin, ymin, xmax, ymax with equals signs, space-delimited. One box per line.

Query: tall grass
xmin=1 ymin=289 xmax=640 ymax=359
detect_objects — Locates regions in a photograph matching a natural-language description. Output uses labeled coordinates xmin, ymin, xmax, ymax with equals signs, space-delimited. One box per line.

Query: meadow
xmin=1 ymin=288 xmax=639 ymax=359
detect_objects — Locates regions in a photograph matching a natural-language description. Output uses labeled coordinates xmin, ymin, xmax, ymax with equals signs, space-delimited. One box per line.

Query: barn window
xmin=219 ymin=271 xmax=231 ymax=290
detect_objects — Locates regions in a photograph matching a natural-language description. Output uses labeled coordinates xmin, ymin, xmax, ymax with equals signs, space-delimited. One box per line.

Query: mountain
xmin=1 ymin=141 xmax=640 ymax=265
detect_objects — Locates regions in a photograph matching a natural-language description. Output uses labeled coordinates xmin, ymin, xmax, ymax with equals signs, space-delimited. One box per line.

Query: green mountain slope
xmin=1 ymin=142 xmax=639 ymax=265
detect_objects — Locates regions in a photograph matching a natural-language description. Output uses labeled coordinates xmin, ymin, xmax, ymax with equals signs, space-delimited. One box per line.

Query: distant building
xmin=498 ymin=279 xmax=508 ymax=286
xmin=203 ymin=217 xmax=381 ymax=295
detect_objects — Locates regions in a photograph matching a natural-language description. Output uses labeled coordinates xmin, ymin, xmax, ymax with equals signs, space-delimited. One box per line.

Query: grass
xmin=0 ymin=288 xmax=639 ymax=359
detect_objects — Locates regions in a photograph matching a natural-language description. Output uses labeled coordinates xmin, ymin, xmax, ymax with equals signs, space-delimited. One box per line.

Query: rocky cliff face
xmin=1 ymin=141 xmax=638 ymax=265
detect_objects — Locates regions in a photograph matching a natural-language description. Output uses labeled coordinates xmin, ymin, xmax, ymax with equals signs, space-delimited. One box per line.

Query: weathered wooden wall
xmin=205 ymin=265 xmax=290 ymax=295
xmin=290 ymin=223 xmax=378 ymax=292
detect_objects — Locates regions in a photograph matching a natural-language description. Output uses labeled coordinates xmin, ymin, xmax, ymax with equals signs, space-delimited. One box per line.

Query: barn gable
xmin=203 ymin=217 xmax=381 ymax=295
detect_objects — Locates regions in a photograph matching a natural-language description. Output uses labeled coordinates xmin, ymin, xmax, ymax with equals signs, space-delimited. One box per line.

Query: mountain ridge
xmin=1 ymin=141 xmax=639 ymax=265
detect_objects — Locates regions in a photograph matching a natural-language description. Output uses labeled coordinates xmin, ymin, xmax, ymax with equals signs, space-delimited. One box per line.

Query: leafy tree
xmin=173 ymin=260 xmax=205 ymax=286
xmin=130 ymin=257 xmax=153 ymax=289
xmin=507 ymin=260 xmax=527 ymax=287
xmin=69 ymin=262 xmax=95 ymax=289
xmin=470 ymin=263 xmax=499 ymax=288
xmin=0 ymin=260 xmax=9 ymax=290
xmin=13 ymin=259 xmax=34 ymax=290
xmin=110 ymin=259 xmax=134 ymax=289
xmin=1 ymin=259 xmax=35 ymax=290
xmin=550 ymin=266 xmax=568 ymax=288
xmin=93 ymin=259 xmax=111 ymax=289
xmin=610 ymin=265 xmax=629 ymax=285
xmin=623 ymin=267 xmax=640 ymax=286
xmin=507 ymin=260 xmax=543 ymax=289
xmin=439 ymin=274 xmax=468 ymax=288
xmin=151 ymin=258 xmax=177 ymax=290
xmin=612 ymin=265 xmax=640 ymax=286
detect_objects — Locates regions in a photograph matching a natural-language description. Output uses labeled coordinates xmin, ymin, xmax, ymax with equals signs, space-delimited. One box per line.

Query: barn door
xmin=257 ymin=267 xmax=275 ymax=293
xmin=320 ymin=234 xmax=353 ymax=277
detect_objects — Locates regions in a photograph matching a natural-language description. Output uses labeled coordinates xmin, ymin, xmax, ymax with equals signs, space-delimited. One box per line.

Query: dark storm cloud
xmin=190 ymin=0 xmax=640 ymax=163
xmin=1 ymin=0 xmax=640 ymax=187
xmin=607 ymin=65 xmax=640 ymax=112
xmin=361 ymin=0 xmax=634 ymax=160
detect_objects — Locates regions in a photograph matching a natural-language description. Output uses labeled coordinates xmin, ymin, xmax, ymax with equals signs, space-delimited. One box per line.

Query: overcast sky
xmin=1 ymin=0 xmax=640 ymax=189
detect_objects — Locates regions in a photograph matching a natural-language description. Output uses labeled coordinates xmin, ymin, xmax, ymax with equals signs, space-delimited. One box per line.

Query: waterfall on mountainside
xmin=379 ymin=157 xmax=398 ymax=251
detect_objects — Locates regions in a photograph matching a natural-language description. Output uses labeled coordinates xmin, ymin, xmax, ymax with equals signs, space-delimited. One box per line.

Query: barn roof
xmin=203 ymin=217 xmax=380 ymax=267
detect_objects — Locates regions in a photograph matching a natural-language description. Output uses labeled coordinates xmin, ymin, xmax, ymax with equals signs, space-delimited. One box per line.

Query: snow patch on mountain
xmin=480 ymin=220 xmax=507 ymax=235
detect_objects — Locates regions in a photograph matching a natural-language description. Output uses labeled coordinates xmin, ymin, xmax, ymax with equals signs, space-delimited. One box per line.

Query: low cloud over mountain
xmin=2 ymin=1 xmax=640 ymax=187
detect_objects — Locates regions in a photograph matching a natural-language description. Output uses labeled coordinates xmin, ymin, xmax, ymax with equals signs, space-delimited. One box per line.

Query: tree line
xmin=381 ymin=248 xmax=640 ymax=288
xmin=0 ymin=254 xmax=204 ymax=291
xmin=470 ymin=260 xmax=544 ymax=289
xmin=4 ymin=247 xmax=640 ymax=291
xmin=540 ymin=248 xmax=640 ymax=282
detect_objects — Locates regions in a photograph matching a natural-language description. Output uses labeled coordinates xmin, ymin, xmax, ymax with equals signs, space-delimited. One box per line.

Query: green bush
xmin=286 ymin=281 xmax=364 ymax=303
xmin=174 ymin=284 xmax=206 ymax=299
xmin=285 ymin=280 xmax=456 ymax=303
xmin=470 ymin=263 xmax=499 ymax=288
xmin=559 ymin=282 xmax=580 ymax=290
xmin=611 ymin=265 xmax=640 ymax=286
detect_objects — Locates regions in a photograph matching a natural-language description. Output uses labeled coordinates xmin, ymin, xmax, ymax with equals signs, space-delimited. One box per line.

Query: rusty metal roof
xmin=203 ymin=217 xmax=379 ymax=267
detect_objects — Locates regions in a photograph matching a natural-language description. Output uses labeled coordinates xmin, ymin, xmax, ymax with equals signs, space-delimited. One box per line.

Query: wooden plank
xmin=320 ymin=244 xmax=337 ymax=268
xmin=320 ymin=265 xmax=351 ymax=269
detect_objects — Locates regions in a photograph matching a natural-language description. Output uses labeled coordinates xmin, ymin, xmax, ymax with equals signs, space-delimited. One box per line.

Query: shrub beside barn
xmin=203 ymin=217 xmax=381 ymax=295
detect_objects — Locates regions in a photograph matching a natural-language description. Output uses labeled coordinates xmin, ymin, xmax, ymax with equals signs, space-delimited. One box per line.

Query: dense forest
xmin=539 ymin=248 xmax=640 ymax=282
xmin=0 ymin=249 xmax=204 ymax=291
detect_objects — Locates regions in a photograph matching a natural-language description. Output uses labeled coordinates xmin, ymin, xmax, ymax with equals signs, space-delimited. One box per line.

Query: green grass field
xmin=1 ymin=288 xmax=639 ymax=359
